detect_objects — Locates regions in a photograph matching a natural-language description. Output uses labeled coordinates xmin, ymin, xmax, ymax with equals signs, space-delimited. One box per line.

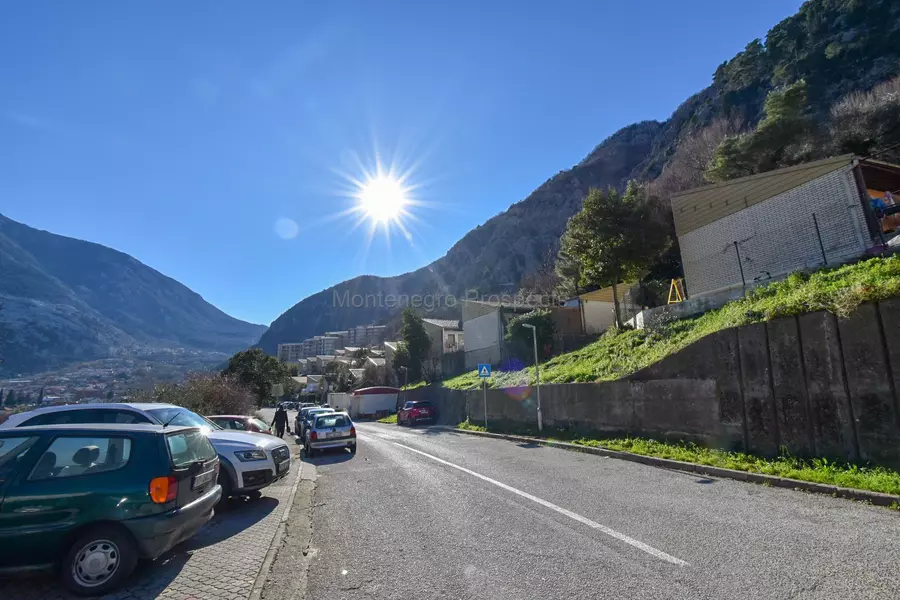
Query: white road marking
xmin=392 ymin=441 xmax=689 ymax=567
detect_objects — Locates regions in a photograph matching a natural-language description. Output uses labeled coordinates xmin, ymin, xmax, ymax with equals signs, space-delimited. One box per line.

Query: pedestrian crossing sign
xmin=477 ymin=364 xmax=492 ymax=378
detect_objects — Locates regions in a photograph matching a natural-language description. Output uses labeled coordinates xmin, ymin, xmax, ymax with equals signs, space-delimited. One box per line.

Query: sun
xmin=357 ymin=175 xmax=407 ymax=224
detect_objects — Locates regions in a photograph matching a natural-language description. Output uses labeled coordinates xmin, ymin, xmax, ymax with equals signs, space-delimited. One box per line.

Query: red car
xmin=397 ymin=401 xmax=436 ymax=426
xmin=207 ymin=415 xmax=274 ymax=435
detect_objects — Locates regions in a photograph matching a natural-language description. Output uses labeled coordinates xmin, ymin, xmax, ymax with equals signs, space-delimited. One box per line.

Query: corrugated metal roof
xmin=671 ymin=154 xmax=855 ymax=237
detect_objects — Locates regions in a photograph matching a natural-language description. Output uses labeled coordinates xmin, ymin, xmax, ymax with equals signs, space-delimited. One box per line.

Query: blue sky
xmin=1 ymin=1 xmax=800 ymax=325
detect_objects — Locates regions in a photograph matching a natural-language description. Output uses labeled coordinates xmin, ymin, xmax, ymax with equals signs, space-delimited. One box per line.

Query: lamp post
xmin=521 ymin=323 xmax=542 ymax=432
xmin=398 ymin=366 xmax=408 ymax=413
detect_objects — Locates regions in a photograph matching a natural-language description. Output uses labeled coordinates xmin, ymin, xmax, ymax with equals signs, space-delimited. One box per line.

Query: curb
xmin=448 ymin=427 xmax=900 ymax=508
xmin=248 ymin=457 xmax=306 ymax=600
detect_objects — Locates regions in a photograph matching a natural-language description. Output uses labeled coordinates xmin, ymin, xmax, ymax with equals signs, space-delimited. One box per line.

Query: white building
xmin=672 ymin=155 xmax=900 ymax=298
xmin=277 ymin=343 xmax=305 ymax=363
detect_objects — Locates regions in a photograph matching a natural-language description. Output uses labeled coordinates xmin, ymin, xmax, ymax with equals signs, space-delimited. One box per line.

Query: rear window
xmin=315 ymin=414 xmax=349 ymax=429
xmin=166 ymin=430 xmax=217 ymax=468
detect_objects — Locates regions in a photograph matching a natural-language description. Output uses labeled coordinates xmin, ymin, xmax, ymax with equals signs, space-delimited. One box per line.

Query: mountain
xmin=260 ymin=0 xmax=900 ymax=354
xmin=0 ymin=214 xmax=266 ymax=376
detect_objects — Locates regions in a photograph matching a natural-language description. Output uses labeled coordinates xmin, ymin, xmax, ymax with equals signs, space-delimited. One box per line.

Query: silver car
xmin=304 ymin=412 xmax=356 ymax=457
xmin=297 ymin=407 xmax=334 ymax=438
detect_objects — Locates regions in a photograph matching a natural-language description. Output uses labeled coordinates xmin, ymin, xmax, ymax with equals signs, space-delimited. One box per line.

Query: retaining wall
xmin=409 ymin=301 xmax=900 ymax=468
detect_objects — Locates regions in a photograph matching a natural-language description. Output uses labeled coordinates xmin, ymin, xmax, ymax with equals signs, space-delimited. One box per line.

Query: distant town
xmin=0 ymin=348 xmax=229 ymax=408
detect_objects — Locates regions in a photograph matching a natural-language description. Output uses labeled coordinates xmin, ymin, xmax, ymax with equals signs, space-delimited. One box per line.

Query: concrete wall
xmin=428 ymin=301 xmax=900 ymax=469
xmin=679 ymin=166 xmax=870 ymax=297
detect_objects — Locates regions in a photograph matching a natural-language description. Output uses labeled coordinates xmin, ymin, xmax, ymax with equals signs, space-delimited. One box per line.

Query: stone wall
xmin=412 ymin=301 xmax=900 ymax=468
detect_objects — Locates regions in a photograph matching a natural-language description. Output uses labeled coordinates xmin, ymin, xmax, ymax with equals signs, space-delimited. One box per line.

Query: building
xmin=315 ymin=355 xmax=336 ymax=373
xmin=306 ymin=374 xmax=324 ymax=394
xmin=347 ymin=324 xmax=387 ymax=348
xmin=671 ymin=154 xmax=900 ymax=299
xmin=277 ymin=343 xmax=306 ymax=363
xmin=461 ymin=300 xmax=582 ymax=371
xmin=325 ymin=331 xmax=349 ymax=349
xmin=366 ymin=356 xmax=387 ymax=382
xmin=563 ymin=284 xmax=636 ymax=335
xmin=421 ymin=318 xmax=465 ymax=377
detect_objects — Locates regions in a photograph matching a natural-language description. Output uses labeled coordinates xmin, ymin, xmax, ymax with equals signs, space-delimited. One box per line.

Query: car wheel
xmin=61 ymin=525 xmax=138 ymax=597
xmin=306 ymin=443 xmax=315 ymax=458
xmin=349 ymin=444 xmax=357 ymax=455
xmin=246 ymin=490 xmax=263 ymax=500
xmin=218 ymin=470 xmax=233 ymax=502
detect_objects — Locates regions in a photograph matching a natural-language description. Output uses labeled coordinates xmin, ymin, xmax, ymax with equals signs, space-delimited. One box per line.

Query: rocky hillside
xmin=0 ymin=214 xmax=266 ymax=376
xmin=258 ymin=0 xmax=900 ymax=353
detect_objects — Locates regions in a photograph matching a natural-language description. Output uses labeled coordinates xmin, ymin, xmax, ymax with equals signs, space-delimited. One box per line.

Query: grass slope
xmin=443 ymin=256 xmax=900 ymax=390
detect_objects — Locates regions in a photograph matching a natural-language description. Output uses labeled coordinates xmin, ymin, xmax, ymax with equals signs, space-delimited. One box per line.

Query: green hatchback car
xmin=0 ymin=423 xmax=222 ymax=596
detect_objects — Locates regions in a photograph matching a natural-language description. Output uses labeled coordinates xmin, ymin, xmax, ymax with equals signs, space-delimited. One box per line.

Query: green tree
xmin=287 ymin=363 xmax=300 ymax=377
xmin=505 ymin=309 xmax=556 ymax=363
xmin=323 ymin=361 xmax=354 ymax=393
xmin=559 ymin=182 xmax=671 ymax=328
xmin=706 ymin=80 xmax=814 ymax=182
xmin=351 ymin=348 xmax=370 ymax=368
xmin=554 ymin=233 xmax=583 ymax=298
xmin=222 ymin=348 xmax=292 ymax=408
xmin=392 ymin=344 xmax=411 ymax=385
xmin=3 ymin=390 xmax=15 ymax=407
xmin=399 ymin=308 xmax=430 ymax=382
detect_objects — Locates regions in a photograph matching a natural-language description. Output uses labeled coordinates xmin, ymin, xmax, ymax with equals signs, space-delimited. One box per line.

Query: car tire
xmin=349 ymin=444 xmax=357 ymax=455
xmin=61 ymin=525 xmax=138 ymax=597
xmin=306 ymin=443 xmax=315 ymax=458
xmin=218 ymin=470 xmax=233 ymax=502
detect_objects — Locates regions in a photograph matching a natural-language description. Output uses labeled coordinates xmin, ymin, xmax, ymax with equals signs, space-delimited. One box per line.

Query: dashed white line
xmin=392 ymin=441 xmax=689 ymax=567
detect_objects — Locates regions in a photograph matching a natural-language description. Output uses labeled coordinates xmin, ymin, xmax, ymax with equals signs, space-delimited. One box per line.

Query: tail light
xmin=149 ymin=476 xmax=177 ymax=504
xmin=350 ymin=426 xmax=356 ymax=437
xmin=310 ymin=431 xmax=318 ymax=441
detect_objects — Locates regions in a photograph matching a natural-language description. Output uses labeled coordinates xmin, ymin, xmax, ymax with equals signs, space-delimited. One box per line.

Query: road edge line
xmin=248 ymin=458 xmax=306 ymax=600
xmin=444 ymin=427 xmax=900 ymax=507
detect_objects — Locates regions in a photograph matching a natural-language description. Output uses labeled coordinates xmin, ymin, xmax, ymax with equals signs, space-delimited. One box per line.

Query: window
xmin=166 ymin=431 xmax=217 ymax=468
xmin=146 ymin=407 xmax=221 ymax=430
xmin=0 ymin=437 xmax=38 ymax=467
xmin=315 ymin=415 xmax=348 ymax=429
xmin=230 ymin=419 xmax=247 ymax=430
xmin=447 ymin=333 xmax=456 ymax=344
xmin=248 ymin=418 xmax=269 ymax=431
xmin=403 ymin=402 xmax=414 ymax=409
xmin=29 ymin=436 xmax=132 ymax=481
xmin=21 ymin=409 xmax=151 ymax=427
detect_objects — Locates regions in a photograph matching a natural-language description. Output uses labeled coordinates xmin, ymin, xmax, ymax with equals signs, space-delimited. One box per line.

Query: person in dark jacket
xmin=271 ymin=406 xmax=290 ymax=438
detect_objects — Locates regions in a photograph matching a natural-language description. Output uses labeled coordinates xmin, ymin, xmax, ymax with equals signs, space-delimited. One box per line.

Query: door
xmin=0 ymin=434 xmax=46 ymax=568
xmin=0 ymin=434 xmax=134 ymax=568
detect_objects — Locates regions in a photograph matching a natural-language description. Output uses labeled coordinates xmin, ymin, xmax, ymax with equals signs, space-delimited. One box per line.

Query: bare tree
xmin=649 ymin=117 xmax=743 ymax=199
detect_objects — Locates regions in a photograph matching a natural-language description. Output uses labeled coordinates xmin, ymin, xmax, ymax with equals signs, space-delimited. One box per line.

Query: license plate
xmin=277 ymin=461 xmax=290 ymax=474
xmin=192 ymin=469 xmax=215 ymax=490
xmin=327 ymin=432 xmax=340 ymax=438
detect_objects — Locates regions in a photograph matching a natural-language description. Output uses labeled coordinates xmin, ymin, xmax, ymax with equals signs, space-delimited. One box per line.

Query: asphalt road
xmin=298 ymin=421 xmax=900 ymax=600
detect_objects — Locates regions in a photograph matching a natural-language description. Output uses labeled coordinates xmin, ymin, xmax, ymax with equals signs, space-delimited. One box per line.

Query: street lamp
xmin=398 ymin=366 xmax=408 ymax=412
xmin=521 ymin=323 xmax=542 ymax=432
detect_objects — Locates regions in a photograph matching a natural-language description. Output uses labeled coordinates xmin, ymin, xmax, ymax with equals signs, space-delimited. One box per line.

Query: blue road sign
xmin=477 ymin=364 xmax=492 ymax=378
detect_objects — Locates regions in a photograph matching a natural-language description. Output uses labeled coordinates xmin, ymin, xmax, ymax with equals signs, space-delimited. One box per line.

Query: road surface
xmin=295 ymin=421 xmax=900 ymax=600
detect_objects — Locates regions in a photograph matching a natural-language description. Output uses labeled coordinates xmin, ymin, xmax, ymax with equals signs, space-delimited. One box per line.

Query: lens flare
xmin=357 ymin=175 xmax=407 ymax=223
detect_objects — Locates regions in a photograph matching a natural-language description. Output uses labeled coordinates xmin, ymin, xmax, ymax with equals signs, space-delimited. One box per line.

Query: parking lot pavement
xmin=3 ymin=447 xmax=303 ymax=600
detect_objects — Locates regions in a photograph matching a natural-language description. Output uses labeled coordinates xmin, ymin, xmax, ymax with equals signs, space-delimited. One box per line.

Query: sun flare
xmin=357 ymin=175 xmax=407 ymax=224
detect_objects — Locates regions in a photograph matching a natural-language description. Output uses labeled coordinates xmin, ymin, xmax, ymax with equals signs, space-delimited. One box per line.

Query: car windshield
xmin=146 ymin=407 xmax=222 ymax=431
xmin=249 ymin=418 xmax=269 ymax=430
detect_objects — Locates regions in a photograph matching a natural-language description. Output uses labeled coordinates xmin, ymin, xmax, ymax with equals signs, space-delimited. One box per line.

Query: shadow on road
xmin=302 ymin=448 xmax=355 ymax=465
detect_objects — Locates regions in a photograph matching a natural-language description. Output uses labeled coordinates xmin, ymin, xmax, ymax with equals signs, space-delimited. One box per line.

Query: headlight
xmin=234 ymin=449 xmax=267 ymax=462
